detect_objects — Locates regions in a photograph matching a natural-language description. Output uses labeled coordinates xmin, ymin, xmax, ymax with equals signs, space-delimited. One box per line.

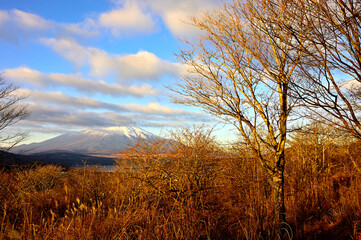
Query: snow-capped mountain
xmin=12 ymin=126 xmax=157 ymax=155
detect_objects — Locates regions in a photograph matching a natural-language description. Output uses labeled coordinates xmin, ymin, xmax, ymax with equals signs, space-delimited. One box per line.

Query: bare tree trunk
xmin=272 ymin=152 xmax=286 ymax=238
xmin=171 ymin=0 xmax=303 ymax=236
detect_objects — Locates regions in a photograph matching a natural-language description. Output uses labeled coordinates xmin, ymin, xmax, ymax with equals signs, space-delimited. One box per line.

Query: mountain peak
xmin=81 ymin=126 xmax=153 ymax=138
xmin=13 ymin=126 xmax=157 ymax=155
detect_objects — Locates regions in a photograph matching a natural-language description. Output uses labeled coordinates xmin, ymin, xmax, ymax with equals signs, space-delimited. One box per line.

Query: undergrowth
xmin=1 ymin=128 xmax=360 ymax=239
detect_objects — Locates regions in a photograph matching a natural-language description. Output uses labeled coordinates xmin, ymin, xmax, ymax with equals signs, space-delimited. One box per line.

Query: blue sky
xmin=0 ymin=0 xmax=235 ymax=144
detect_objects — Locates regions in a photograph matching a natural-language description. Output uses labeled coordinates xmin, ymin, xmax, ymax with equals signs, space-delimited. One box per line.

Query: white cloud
xmin=25 ymin=103 xmax=134 ymax=128
xmin=98 ymin=0 xmax=222 ymax=37
xmin=62 ymin=18 xmax=99 ymax=38
xmin=12 ymin=9 xmax=52 ymax=30
xmin=0 ymin=9 xmax=99 ymax=43
xmin=99 ymin=1 xmax=155 ymax=36
xmin=16 ymin=89 xmax=187 ymax=116
xmin=0 ymin=0 xmax=221 ymax=43
xmin=17 ymin=89 xmax=105 ymax=109
xmin=11 ymin=89 xmax=207 ymax=131
xmin=5 ymin=67 xmax=160 ymax=97
xmin=339 ymin=79 xmax=361 ymax=89
xmin=162 ymin=10 xmax=199 ymax=37
xmin=1 ymin=1 xmax=220 ymax=137
xmin=0 ymin=10 xmax=53 ymax=42
xmin=6 ymin=67 xmax=46 ymax=86
xmin=88 ymin=49 xmax=181 ymax=80
xmin=41 ymin=37 xmax=182 ymax=81
xmin=40 ymin=38 xmax=89 ymax=67
xmin=124 ymin=102 xmax=185 ymax=115
xmin=137 ymin=0 xmax=221 ymax=37
xmin=12 ymin=92 xmax=212 ymax=135
xmin=0 ymin=10 xmax=10 ymax=25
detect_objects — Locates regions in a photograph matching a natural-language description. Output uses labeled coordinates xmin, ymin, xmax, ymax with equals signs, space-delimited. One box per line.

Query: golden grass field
xmin=1 ymin=130 xmax=361 ymax=239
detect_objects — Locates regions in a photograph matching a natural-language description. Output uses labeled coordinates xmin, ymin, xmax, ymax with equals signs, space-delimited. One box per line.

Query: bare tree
xmin=171 ymin=0 xmax=306 ymax=235
xmin=274 ymin=0 xmax=361 ymax=139
xmin=119 ymin=126 xmax=221 ymax=199
xmin=289 ymin=120 xmax=344 ymax=173
xmin=0 ymin=74 xmax=29 ymax=151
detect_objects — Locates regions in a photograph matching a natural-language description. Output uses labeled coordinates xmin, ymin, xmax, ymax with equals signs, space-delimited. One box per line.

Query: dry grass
xmin=0 ymin=129 xmax=361 ymax=239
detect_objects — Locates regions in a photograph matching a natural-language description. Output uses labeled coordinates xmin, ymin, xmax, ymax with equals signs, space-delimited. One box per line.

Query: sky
xmin=0 ymin=0 xmax=235 ymax=144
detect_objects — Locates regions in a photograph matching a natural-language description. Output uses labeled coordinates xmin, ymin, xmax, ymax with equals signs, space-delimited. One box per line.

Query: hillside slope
xmin=13 ymin=126 xmax=157 ymax=155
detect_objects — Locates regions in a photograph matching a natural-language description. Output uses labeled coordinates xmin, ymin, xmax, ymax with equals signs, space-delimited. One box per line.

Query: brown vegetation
xmin=171 ymin=0 xmax=307 ymax=232
xmin=0 ymin=75 xmax=29 ymax=151
xmin=171 ymin=0 xmax=361 ymax=236
xmin=1 ymin=127 xmax=361 ymax=239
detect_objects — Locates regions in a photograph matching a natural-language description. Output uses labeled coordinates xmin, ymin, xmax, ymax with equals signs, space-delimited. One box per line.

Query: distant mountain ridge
xmin=0 ymin=150 xmax=116 ymax=168
xmin=13 ymin=126 xmax=157 ymax=155
xmin=31 ymin=151 xmax=116 ymax=167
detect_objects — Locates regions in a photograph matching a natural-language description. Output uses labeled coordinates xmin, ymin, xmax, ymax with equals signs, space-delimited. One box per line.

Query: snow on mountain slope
xmin=12 ymin=126 xmax=157 ymax=155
